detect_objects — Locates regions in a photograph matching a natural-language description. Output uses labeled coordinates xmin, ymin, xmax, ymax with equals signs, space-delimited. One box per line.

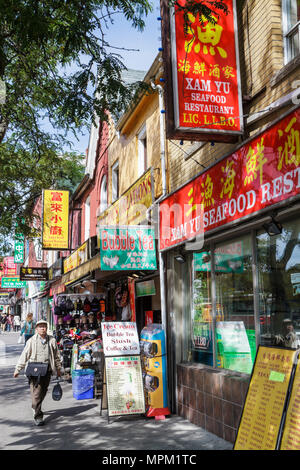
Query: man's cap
xmin=36 ymin=319 xmax=48 ymax=327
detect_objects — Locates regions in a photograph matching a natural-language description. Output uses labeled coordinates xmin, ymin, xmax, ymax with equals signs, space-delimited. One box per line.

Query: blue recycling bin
xmin=72 ymin=369 xmax=95 ymax=400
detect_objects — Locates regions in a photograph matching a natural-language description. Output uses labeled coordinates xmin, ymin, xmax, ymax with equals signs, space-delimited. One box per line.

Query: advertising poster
xmin=234 ymin=346 xmax=297 ymax=450
xmin=216 ymin=321 xmax=253 ymax=374
xmin=42 ymin=189 xmax=69 ymax=250
xmin=98 ymin=226 xmax=157 ymax=271
xmin=105 ymin=355 xmax=146 ymax=417
xmin=128 ymin=278 xmax=136 ymax=322
xmin=101 ymin=322 xmax=140 ymax=357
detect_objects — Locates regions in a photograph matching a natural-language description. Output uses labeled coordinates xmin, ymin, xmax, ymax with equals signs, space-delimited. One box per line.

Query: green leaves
xmin=0 ymin=0 xmax=153 ymax=252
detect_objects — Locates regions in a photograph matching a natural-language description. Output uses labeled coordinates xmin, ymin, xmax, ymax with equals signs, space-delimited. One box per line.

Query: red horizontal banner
xmin=159 ymin=108 xmax=300 ymax=250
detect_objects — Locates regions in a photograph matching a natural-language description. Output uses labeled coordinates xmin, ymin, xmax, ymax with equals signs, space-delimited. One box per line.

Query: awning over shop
xmin=61 ymin=255 xmax=100 ymax=286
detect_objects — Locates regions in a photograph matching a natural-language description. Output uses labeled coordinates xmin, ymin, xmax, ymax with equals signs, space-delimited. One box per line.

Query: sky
xmin=71 ymin=1 xmax=160 ymax=155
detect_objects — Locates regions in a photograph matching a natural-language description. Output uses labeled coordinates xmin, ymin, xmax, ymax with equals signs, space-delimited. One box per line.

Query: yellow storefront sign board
xmin=280 ymin=357 xmax=300 ymax=450
xmin=234 ymin=346 xmax=297 ymax=450
xmin=42 ymin=190 xmax=69 ymax=250
xmin=97 ymin=169 xmax=153 ymax=229
xmin=63 ymin=241 xmax=88 ymax=274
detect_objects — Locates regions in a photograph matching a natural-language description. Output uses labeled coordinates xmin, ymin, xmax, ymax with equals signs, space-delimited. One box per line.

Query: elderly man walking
xmin=13 ymin=319 xmax=62 ymax=426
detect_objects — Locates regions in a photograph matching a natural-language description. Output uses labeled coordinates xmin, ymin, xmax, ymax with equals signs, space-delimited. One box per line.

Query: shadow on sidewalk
xmin=44 ymin=403 xmax=98 ymax=423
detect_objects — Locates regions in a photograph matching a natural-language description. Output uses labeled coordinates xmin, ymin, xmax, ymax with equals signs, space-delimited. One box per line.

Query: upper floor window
xmin=84 ymin=196 xmax=90 ymax=241
xmin=138 ymin=124 xmax=147 ymax=177
xmin=112 ymin=161 xmax=119 ymax=202
xmin=283 ymin=0 xmax=300 ymax=63
xmin=100 ymin=175 xmax=108 ymax=214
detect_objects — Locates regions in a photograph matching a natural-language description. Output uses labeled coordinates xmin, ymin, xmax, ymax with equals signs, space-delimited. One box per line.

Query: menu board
xmin=280 ymin=357 xmax=300 ymax=450
xmin=234 ymin=346 xmax=297 ymax=450
xmin=105 ymin=356 xmax=145 ymax=417
xmin=101 ymin=322 xmax=140 ymax=357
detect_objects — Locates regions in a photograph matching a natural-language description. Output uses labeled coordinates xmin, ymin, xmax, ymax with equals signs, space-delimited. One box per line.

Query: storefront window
xmin=257 ymin=219 xmax=300 ymax=349
xmin=214 ymin=236 xmax=255 ymax=374
xmin=192 ymin=251 xmax=213 ymax=366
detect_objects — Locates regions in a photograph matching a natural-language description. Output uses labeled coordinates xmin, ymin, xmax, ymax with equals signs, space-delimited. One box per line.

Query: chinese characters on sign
xmin=42 ymin=190 xmax=69 ymax=250
xmin=20 ymin=267 xmax=48 ymax=281
xmin=234 ymin=347 xmax=297 ymax=450
xmin=165 ymin=0 xmax=243 ymax=140
xmin=105 ymin=355 xmax=146 ymax=417
xmin=159 ymin=108 xmax=300 ymax=250
xmin=1 ymin=277 xmax=26 ymax=288
xmin=14 ymin=233 xmax=24 ymax=264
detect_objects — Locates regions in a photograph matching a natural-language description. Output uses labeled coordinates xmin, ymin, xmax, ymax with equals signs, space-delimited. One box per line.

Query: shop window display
xmin=257 ymin=218 xmax=300 ymax=349
xmin=192 ymin=251 xmax=213 ymax=366
xmin=214 ymin=236 xmax=255 ymax=374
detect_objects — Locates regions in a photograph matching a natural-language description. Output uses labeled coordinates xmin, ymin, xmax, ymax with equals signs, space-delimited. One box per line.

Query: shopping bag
xmin=52 ymin=381 xmax=63 ymax=401
xmin=18 ymin=335 xmax=24 ymax=344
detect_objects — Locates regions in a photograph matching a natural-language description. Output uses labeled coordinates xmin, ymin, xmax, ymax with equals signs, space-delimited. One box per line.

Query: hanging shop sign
xmin=20 ymin=267 xmax=48 ymax=281
xmin=14 ymin=233 xmax=24 ymax=264
xmin=63 ymin=241 xmax=88 ymax=274
xmin=3 ymin=257 xmax=18 ymax=276
xmin=105 ymin=355 xmax=146 ymax=417
xmin=160 ymin=0 xmax=243 ymax=143
xmin=136 ymin=280 xmax=156 ymax=297
xmin=98 ymin=226 xmax=157 ymax=271
xmin=48 ymin=257 xmax=63 ymax=281
xmin=1 ymin=277 xmax=26 ymax=288
xmin=42 ymin=189 xmax=69 ymax=250
xmin=159 ymin=107 xmax=300 ymax=250
xmin=97 ymin=169 xmax=153 ymax=228
xmin=101 ymin=322 xmax=140 ymax=357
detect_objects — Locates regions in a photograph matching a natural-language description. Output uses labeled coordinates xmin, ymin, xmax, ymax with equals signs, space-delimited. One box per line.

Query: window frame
xmin=282 ymin=0 xmax=300 ymax=64
xmin=111 ymin=161 xmax=119 ymax=203
xmin=100 ymin=174 xmax=108 ymax=214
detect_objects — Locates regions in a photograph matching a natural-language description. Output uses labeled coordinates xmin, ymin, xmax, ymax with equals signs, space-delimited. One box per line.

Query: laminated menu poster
xmin=101 ymin=322 xmax=140 ymax=357
xmin=234 ymin=346 xmax=298 ymax=450
xmin=280 ymin=355 xmax=300 ymax=450
xmin=105 ymin=356 xmax=145 ymax=417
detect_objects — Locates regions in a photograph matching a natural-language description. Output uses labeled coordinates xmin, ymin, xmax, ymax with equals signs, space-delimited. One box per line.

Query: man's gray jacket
xmin=14 ymin=333 xmax=62 ymax=375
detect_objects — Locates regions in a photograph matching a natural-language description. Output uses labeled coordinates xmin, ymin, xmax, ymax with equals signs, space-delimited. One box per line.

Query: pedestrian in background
xmin=6 ymin=314 xmax=14 ymax=332
xmin=0 ymin=313 xmax=6 ymax=332
xmin=14 ymin=315 xmax=21 ymax=332
xmin=13 ymin=320 xmax=62 ymax=426
xmin=20 ymin=313 xmax=35 ymax=343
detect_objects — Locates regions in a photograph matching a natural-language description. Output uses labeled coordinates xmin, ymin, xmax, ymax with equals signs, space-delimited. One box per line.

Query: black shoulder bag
xmin=25 ymin=338 xmax=50 ymax=386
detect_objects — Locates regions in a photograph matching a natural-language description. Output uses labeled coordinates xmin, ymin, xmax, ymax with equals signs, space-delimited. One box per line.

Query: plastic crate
xmin=72 ymin=369 xmax=95 ymax=400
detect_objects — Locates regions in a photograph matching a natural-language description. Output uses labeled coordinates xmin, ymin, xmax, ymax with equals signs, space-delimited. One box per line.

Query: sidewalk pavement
xmin=0 ymin=332 xmax=233 ymax=452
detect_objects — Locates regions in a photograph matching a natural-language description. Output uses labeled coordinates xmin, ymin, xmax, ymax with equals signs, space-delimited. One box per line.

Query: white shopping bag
xmin=18 ymin=335 xmax=24 ymax=344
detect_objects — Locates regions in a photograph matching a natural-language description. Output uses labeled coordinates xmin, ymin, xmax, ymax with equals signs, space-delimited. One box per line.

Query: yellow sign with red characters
xmin=161 ymin=0 xmax=243 ymax=142
xmin=42 ymin=190 xmax=69 ymax=250
xmin=280 ymin=358 xmax=300 ymax=450
xmin=234 ymin=346 xmax=297 ymax=450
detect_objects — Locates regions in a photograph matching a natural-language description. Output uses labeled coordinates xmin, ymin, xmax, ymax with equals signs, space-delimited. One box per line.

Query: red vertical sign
xmin=169 ymin=0 xmax=243 ymax=138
